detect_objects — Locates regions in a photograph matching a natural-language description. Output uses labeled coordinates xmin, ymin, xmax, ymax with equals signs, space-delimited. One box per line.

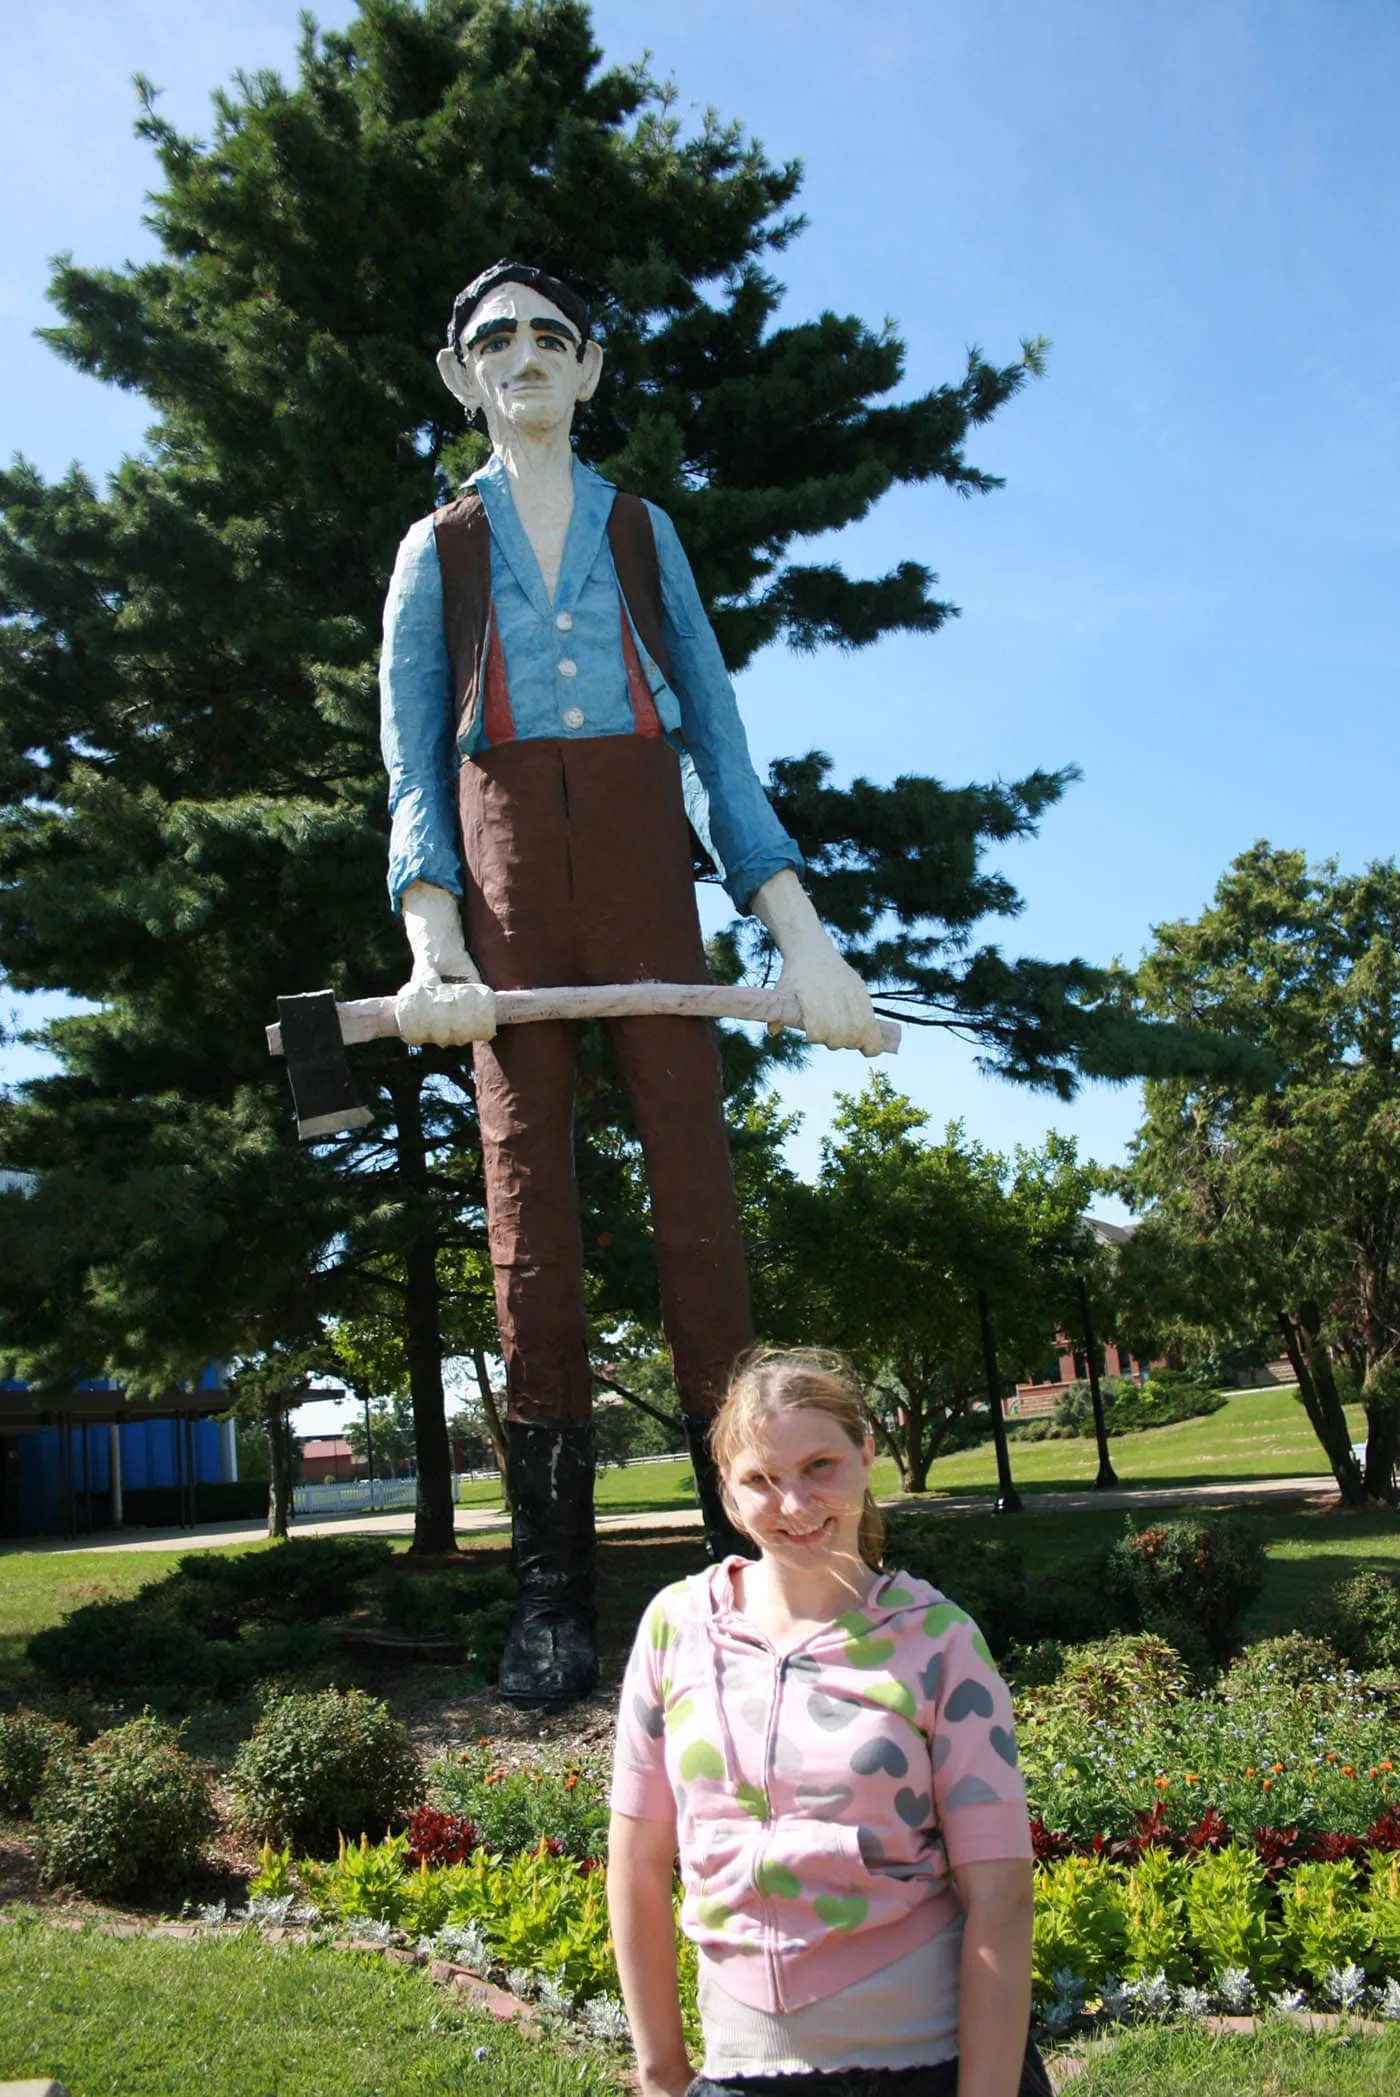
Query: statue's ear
xmin=437 ymin=346 xmax=480 ymax=416
xmin=576 ymin=338 xmax=605 ymax=403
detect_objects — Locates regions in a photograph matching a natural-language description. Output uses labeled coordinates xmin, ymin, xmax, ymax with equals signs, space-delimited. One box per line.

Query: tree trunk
xmin=472 ymin=1346 xmax=512 ymax=1511
xmin=1361 ymin=1365 xmax=1400 ymax=1503
xmin=265 ymin=1394 xmax=291 ymax=1539
xmin=1277 ymin=1309 xmax=1365 ymax=1505
xmin=903 ymin=1386 xmax=932 ymax=1493
xmin=391 ymin=1064 xmax=457 ymax=1556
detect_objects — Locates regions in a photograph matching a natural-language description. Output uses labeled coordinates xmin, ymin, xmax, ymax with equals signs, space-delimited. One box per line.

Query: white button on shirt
xmin=554 ymin=610 xmax=574 ymax=632
xmin=558 ymin=658 xmax=578 ymax=678
xmin=562 ymin=705 xmax=585 ymax=730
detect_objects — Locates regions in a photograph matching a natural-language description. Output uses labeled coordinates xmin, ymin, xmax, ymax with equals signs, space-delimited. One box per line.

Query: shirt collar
xmin=466 ymin=454 xmax=617 ymax=617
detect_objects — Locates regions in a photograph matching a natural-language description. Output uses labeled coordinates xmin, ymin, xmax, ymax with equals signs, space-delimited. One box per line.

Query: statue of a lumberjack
xmin=380 ymin=260 xmax=884 ymax=1708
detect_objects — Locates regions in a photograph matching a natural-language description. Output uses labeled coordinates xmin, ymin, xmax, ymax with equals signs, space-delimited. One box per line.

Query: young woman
xmin=607 ymin=1349 xmax=1049 ymax=2097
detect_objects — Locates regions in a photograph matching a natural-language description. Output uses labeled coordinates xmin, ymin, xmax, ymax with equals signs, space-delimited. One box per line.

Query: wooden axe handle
xmin=266 ymin=984 xmax=900 ymax=1055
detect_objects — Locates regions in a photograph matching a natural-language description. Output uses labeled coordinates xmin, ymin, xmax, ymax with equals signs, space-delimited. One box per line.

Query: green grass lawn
xmin=1066 ymin=2018 xmax=1400 ymax=2094
xmin=455 ymin=1385 xmax=1367 ymax=1518
xmin=0 ymin=1922 xmax=620 ymax=2095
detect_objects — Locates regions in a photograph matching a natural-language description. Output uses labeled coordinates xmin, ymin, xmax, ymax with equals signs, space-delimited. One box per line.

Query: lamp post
xmin=977 ymin=1288 xmax=1022 ymax=1515
xmin=1077 ymin=1273 xmax=1120 ymax=1490
xmin=363 ymin=1392 xmax=376 ymax=1509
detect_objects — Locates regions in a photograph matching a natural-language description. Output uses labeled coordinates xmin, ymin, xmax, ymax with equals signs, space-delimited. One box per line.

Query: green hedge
xmin=124 ymin=1481 xmax=268 ymax=1524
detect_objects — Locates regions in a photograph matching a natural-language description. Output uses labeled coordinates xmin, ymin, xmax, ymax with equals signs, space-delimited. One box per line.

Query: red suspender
xmin=618 ymin=603 xmax=664 ymax=738
xmin=480 ymin=610 xmax=515 ymax=745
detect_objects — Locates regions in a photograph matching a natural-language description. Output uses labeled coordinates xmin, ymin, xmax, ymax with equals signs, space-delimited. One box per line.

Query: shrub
xmin=1104 ymin=1515 xmax=1265 ymax=1662
xmin=1019 ymin=1634 xmax=1194 ymax=1726
xmin=429 ymin=1748 xmax=608 ymax=1861
xmin=232 ymin=1687 xmax=419 ymax=1855
xmin=1052 ymin=1372 xmax=1226 ymax=1438
xmin=883 ymin=1520 xmax=1118 ymax=1654
xmin=176 ymin=1537 xmax=392 ymax=1624
xmin=33 ymin=1714 xmax=214 ymax=1897
xmin=0 ymin=1710 xmax=79 ymax=1814
xmin=28 ymin=1539 xmax=384 ymax=1706
xmin=1223 ymin=1635 xmax=1349 ymax=1707
xmin=1309 ymin=1567 xmax=1400 ymax=1674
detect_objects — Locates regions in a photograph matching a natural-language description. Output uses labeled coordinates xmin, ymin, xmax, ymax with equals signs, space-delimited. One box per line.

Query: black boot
xmin=684 ymin=1414 xmax=758 ymax=1564
xmin=498 ymin=1422 xmax=599 ymax=1710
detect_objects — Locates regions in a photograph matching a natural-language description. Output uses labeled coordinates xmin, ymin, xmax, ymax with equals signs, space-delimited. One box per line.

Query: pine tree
xmin=0 ymin=0 xmax=1242 ymax=1550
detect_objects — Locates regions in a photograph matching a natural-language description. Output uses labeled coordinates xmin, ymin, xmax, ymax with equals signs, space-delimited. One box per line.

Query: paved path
xmin=3 ymin=1470 xmax=1362 ymax=1558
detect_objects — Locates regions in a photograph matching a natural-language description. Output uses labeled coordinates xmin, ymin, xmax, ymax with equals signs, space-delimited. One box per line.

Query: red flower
xmin=405 ymin=1805 xmax=479 ymax=1869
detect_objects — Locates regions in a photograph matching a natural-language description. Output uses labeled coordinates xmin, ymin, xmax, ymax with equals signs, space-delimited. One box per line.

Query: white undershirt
xmin=698 ymin=1915 xmax=964 ymax=2077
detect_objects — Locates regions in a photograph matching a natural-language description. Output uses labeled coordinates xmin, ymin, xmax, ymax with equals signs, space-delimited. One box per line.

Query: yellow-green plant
xmin=247 ymin=1841 xmax=294 ymax=1901
xmin=300 ymin=1831 xmax=412 ymax=1926
xmin=1183 ymin=1845 xmax=1277 ymax=1984
xmin=1364 ymin=1850 xmax=1400 ymax=1976
xmin=1031 ymin=1855 xmax=1127 ymax=1997
xmin=1277 ymin=1859 xmax=1370 ymax=1986
xmin=443 ymin=1843 xmax=616 ymax=2001
xmin=1121 ymin=1846 xmax=1191 ymax=1982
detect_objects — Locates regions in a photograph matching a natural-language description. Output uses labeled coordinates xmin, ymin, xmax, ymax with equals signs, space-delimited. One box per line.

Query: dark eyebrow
xmin=532 ymin=314 xmax=579 ymax=343
xmin=465 ymin=316 xmax=518 ymax=350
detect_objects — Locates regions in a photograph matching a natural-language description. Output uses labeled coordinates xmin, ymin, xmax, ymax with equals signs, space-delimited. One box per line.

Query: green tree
xmin=0 ymin=0 xmax=1243 ymax=1554
xmin=773 ymin=1074 xmax=1099 ymax=1490
xmin=342 ymin=1394 xmax=417 ymax=1476
xmin=1119 ymin=843 xmax=1400 ymax=1505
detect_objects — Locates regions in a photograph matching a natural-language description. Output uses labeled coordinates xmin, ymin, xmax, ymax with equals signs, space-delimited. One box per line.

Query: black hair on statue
xmin=448 ymin=261 xmax=592 ymax=362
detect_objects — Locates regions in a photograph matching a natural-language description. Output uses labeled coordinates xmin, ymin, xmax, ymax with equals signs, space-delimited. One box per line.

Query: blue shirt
xmin=379 ymin=455 xmax=802 ymax=914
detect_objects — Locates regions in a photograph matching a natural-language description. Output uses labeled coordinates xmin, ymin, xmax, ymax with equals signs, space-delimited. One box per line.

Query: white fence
xmin=292 ymin=1478 xmax=419 ymax=1516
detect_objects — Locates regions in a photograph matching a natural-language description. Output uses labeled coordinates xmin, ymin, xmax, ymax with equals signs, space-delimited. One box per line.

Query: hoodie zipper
xmin=758 ymin=1650 xmax=790 ymax=2014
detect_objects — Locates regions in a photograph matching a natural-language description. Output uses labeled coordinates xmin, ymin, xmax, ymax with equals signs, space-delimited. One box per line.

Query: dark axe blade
xmin=276 ymin=991 xmax=375 ymax=1141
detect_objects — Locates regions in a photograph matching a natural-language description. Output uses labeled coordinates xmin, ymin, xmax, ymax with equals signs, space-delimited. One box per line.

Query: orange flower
xmin=1269 ymin=1763 xmax=1284 ymax=1775
xmin=1326 ymin=1752 xmax=1338 ymax=1763
xmin=1368 ymin=1768 xmax=1379 ymax=1780
xmin=1342 ymin=1765 xmax=1355 ymax=1778
xmin=477 ymin=1736 xmax=490 ymax=1748
xmin=532 ymin=1772 xmax=543 ymax=1784
xmin=1381 ymin=1761 xmax=1394 ymax=1773
xmin=1153 ymin=1776 xmax=1170 ymax=1791
xmin=565 ymin=1773 xmax=579 ymax=1792
xmin=1184 ymin=1774 xmax=1199 ymax=1785
xmin=1261 ymin=1778 xmax=1272 ymax=1791
xmin=1245 ymin=1767 xmax=1255 ymax=1779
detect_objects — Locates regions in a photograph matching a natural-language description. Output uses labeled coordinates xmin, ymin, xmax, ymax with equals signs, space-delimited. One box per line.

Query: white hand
xmin=749 ymin=868 xmax=884 ymax=1057
xmin=777 ymin=945 xmax=883 ymax=1056
xmin=396 ymin=881 xmax=496 ymax=1044
xmin=395 ymin=976 xmax=497 ymax=1046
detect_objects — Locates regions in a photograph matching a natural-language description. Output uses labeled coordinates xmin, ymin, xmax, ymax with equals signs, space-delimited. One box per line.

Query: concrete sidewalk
xmin=2 ymin=1469 xmax=1363 ymax=1558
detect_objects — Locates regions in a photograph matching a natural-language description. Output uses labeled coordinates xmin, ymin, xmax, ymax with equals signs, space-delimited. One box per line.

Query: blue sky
xmin=4 ymin=1 xmax=1399 ymax=1319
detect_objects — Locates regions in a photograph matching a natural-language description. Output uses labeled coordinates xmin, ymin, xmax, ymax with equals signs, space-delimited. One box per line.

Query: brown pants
xmin=459 ymin=736 xmax=754 ymax=1427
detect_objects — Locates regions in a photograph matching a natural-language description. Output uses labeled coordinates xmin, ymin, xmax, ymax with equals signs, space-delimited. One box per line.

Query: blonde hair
xmin=710 ymin=1346 xmax=886 ymax=1569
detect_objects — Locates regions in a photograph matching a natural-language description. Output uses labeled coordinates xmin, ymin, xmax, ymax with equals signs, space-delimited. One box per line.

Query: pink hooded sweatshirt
xmin=610 ymin=1559 xmax=1032 ymax=2016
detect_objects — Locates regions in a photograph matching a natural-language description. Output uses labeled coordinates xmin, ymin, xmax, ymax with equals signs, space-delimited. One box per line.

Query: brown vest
xmin=433 ymin=486 xmax=673 ymax=744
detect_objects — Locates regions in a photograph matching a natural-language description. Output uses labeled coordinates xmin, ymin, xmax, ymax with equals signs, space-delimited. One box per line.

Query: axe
xmin=268 ymin=984 xmax=901 ymax=1141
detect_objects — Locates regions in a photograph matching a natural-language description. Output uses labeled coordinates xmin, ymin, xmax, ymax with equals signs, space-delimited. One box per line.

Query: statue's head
xmin=437 ymin=261 xmax=603 ymax=448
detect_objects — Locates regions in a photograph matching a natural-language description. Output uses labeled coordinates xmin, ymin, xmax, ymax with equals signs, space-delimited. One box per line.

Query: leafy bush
xmin=176 ymin=1536 xmax=392 ymax=1622
xmin=1019 ymin=1640 xmax=1398 ymax=1849
xmin=375 ymin=1563 xmax=514 ymax=1637
xmin=33 ymin=1714 xmax=214 ymax=1897
xmin=0 ymin=1710 xmax=79 ymax=1815
xmin=1104 ymin=1515 xmax=1264 ymax=1662
xmin=1018 ymin=1635 xmax=1194 ymax=1727
xmin=882 ymin=1519 xmax=1118 ymax=1655
xmin=1309 ymin=1567 xmax=1400 ymax=1674
xmin=1222 ymin=1635 xmax=1350 ymax=1707
xmin=1052 ymin=1372 xmax=1226 ymax=1438
xmin=232 ymin=1687 xmax=420 ymax=1855
xmin=429 ymin=1748 xmax=608 ymax=1862
xmin=28 ymin=1538 xmax=387 ymax=1706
